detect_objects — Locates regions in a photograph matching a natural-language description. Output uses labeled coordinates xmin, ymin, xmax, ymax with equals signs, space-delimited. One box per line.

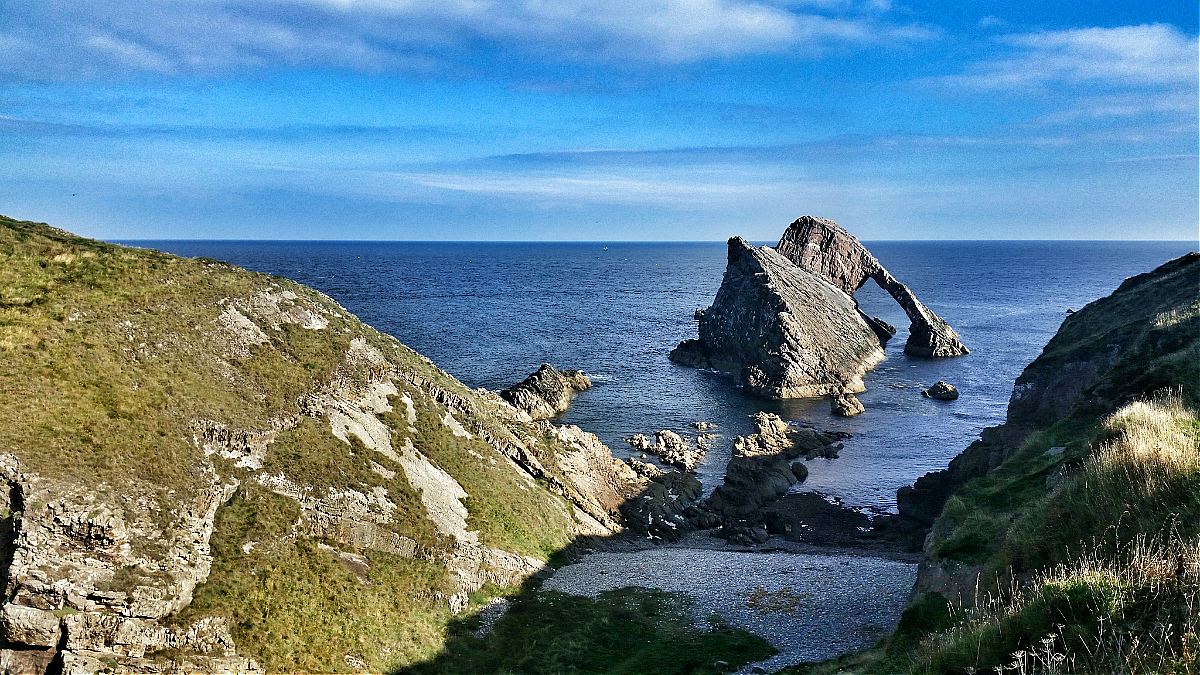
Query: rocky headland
xmin=899 ymin=251 xmax=1200 ymax=601
xmin=0 ymin=215 xmax=678 ymax=674
xmin=864 ymin=251 xmax=1200 ymax=674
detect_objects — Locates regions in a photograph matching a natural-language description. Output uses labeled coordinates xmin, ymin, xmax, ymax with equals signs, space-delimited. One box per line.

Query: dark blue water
xmin=126 ymin=239 xmax=1195 ymax=511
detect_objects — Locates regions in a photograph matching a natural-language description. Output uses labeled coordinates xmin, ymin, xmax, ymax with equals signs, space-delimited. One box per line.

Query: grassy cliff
xmin=876 ymin=252 xmax=1200 ymax=674
xmin=0 ymin=214 xmax=587 ymax=670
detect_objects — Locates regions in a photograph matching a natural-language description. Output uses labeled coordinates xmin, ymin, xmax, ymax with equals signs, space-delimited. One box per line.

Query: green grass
xmin=173 ymin=485 xmax=456 ymax=672
xmin=885 ymin=395 xmax=1200 ymax=674
xmin=0 ymin=214 xmax=355 ymax=493
xmin=400 ymin=586 xmax=776 ymax=675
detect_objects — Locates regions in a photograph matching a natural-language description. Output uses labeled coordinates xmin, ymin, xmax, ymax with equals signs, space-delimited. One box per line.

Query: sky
xmin=0 ymin=0 xmax=1196 ymax=241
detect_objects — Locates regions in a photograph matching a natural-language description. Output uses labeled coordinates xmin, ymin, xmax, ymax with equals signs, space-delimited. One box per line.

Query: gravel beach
xmin=543 ymin=547 xmax=917 ymax=673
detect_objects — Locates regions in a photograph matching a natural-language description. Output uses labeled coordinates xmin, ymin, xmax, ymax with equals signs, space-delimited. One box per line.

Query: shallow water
xmin=130 ymin=239 xmax=1194 ymax=510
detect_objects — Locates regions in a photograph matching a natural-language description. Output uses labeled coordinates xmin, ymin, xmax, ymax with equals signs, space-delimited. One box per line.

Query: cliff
xmin=878 ymin=251 xmax=1200 ymax=674
xmin=670 ymin=237 xmax=886 ymax=399
xmin=0 ymin=215 xmax=651 ymax=674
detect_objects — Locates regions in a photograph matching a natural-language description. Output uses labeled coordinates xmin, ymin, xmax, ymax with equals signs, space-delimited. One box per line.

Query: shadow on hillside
xmin=393 ymin=487 xmax=928 ymax=675
xmin=393 ymin=554 xmax=777 ymax=675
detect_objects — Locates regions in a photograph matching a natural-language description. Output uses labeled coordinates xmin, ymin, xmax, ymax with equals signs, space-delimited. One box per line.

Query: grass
xmin=399 ymin=586 xmax=776 ymax=675
xmin=0 ymin=214 xmax=356 ymax=493
xmin=172 ymin=484 xmax=456 ymax=673
xmin=909 ymin=535 xmax=1199 ymax=675
xmin=886 ymin=394 xmax=1200 ymax=674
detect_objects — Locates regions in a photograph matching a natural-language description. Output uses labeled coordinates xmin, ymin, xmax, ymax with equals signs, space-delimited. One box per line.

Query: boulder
xmin=775 ymin=216 xmax=968 ymax=358
xmin=654 ymin=430 xmax=705 ymax=472
xmin=623 ymin=434 xmax=653 ymax=452
xmin=831 ymin=391 xmax=865 ymax=416
xmin=499 ymin=364 xmax=592 ymax=420
xmin=922 ymin=381 xmax=959 ymax=401
xmin=0 ymin=604 xmax=61 ymax=648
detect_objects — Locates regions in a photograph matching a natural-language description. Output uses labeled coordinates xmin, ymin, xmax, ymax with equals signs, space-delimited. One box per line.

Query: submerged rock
xmin=776 ymin=216 xmax=968 ymax=358
xmin=670 ymin=237 xmax=886 ymax=399
xmin=499 ymin=363 xmax=591 ymax=420
xmin=922 ymin=381 xmax=959 ymax=400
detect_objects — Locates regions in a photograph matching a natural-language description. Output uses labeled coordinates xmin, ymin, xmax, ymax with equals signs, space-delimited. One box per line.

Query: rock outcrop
xmin=500 ymin=363 xmax=592 ymax=420
xmin=670 ymin=237 xmax=887 ymax=399
xmin=831 ymin=391 xmax=865 ymax=416
xmin=704 ymin=413 xmax=828 ymax=518
xmin=922 ymin=381 xmax=959 ymax=400
xmin=775 ymin=216 xmax=968 ymax=358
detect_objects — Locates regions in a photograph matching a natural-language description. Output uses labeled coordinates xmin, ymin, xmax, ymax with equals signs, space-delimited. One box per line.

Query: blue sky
xmin=1 ymin=0 xmax=1195 ymax=240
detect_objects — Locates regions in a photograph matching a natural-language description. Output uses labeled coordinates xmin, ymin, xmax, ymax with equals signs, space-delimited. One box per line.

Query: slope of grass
xmin=171 ymin=485 xmax=456 ymax=673
xmin=890 ymin=394 xmax=1200 ymax=674
xmin=0 ymin=214 xmax=589 ymax=670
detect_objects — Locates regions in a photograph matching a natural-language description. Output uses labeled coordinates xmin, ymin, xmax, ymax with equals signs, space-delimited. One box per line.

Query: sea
xmin=126 ymin=239 xmax=1195 ymax=514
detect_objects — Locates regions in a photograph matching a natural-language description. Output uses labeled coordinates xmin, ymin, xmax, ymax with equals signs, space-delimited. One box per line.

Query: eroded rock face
xmin=0 ymin=455 xmax=251 ymax=672
xmin=776 ymin=216 xmax=968 ymax=358
xmin=670 ymin=237 xmax=886 ymax=399
xmin=500 ymin=364 xmax=592 ymax=420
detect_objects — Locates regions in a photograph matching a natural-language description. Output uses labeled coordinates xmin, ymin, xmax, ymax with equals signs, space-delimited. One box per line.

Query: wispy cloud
xmin=0 ymin=0 xmax=937 ymax=81
xmin=930 ymin=24 xmax=1197 ymax=91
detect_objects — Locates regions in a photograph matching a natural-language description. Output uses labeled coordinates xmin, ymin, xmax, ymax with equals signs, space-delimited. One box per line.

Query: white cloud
xmin=0 ymin=0 xmax=936 ymax=80
xmin=935 ymin=24 xmax=1197 ymax=91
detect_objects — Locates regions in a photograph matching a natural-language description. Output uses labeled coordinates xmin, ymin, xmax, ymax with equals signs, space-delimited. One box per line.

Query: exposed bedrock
xmin=702 ymin=413 xmax=845 ymax=519
xmin=670 ymin=237 xmax=886 ymax=399
xmin=776 ymin=215 xmax=969 ymax=358
xmin=499 ymin=363 xmax=592 ymax=420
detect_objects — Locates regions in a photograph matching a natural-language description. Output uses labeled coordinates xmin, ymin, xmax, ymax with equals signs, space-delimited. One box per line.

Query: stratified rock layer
xmin=776 ymin=216 xmax=968 ymax=358
xmin=670 ymin=237 xmax=886 ymax=399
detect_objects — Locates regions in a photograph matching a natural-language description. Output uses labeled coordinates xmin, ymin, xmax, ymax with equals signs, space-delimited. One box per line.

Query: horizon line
xmin=114 ymin=238 xmax=1199 ymax=244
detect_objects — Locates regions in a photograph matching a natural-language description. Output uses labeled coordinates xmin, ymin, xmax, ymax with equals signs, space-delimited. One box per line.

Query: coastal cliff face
xmin=775 ymin=216 xmax=968 ymax=358
xmin=670 ymin=237 xmax=885 ymax=399
xmin=905 ymin=251 xmax=1200 ymax=604
xmin=0 ymin=215 xmax=647 ymax=673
